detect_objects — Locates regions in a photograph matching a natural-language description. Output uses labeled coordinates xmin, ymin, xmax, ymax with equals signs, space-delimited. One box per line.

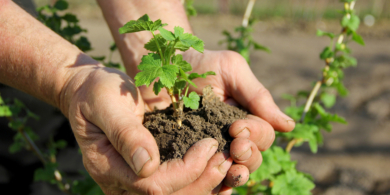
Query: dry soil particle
xmin=143 ymin=86 xmax=247 ymax=163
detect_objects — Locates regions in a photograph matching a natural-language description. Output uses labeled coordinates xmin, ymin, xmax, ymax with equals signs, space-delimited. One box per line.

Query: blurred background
xmin=3 ymin=0 xmax=390 ymax=194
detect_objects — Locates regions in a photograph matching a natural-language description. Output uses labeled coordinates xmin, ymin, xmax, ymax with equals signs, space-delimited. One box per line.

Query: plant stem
xmin=18 ymin=126 xmax=47 ymax=164
xmin=242 ymin=0 xmax=256 ymax=28
xmin=299 ymin=1 xmax=353 ymax=123
xmin=285 ymin=138 xmax=302 ymax=153
xmin=167 ymin=88 xmax=183 ymax=127
xmin=151 ymin=31 xmax=165 ymax=64
xmin=299 ymin=81 xmax=321 ymax=123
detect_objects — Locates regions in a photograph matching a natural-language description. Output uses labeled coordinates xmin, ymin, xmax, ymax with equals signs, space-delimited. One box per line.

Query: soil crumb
xmin=144 ymin=86 xmax=247 ymax=163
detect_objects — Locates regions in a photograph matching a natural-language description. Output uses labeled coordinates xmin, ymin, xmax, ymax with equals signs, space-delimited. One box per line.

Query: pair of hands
xmin=62 ymin=49 xmax=295 ymax=195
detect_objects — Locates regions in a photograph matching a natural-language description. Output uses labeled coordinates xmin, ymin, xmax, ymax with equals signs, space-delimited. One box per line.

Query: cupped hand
xmin=60 ymin=64 xmax=233 ymax=195
xmin=139 ymin=49 xmax=295 ymax=189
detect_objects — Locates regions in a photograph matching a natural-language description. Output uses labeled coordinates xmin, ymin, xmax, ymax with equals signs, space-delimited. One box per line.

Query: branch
xmin=242 ymin=0 xmax=256 ymax=28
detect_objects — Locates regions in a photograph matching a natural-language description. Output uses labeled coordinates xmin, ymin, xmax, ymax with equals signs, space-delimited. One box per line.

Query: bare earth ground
xmin=80 ymin=14 xmax=390 ymax=194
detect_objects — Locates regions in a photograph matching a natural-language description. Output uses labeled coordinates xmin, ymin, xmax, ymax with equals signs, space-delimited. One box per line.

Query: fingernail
xmin=235 ymin=128 xmax=250 ymax=138
xmin=132 ymin=147 xmax=150 ymax=175
xmin=236 ymin=148 xmax=252 ymax=161
xmin=278 ymin=110 xmax=295 ymax=123
xmin=218 ymin=151 xmax=232 ymax=174
xmin=208 ymin=144 xmax=218 ymax=160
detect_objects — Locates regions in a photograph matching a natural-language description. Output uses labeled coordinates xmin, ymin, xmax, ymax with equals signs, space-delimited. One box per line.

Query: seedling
xmin=119 ymin=14 xmax=215 ymax=127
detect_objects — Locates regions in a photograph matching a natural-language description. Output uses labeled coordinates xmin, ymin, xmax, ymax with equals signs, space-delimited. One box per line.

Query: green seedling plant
xmin=233 ymin=0 xmax=364 ymax=194
xmin=220 ymin=0 xmax=270 ymax=65
xmin=119 ymin=14 xmax=215 ymax=127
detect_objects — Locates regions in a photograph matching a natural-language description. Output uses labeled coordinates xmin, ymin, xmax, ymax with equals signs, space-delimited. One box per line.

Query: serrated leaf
xmin=34 ymin=162 xmax=58 ymax=182
xmin=119 ymin=14 xmax=167 ymax=34
xmin=144 ymin=34 xmax=168 ymax=52
xmin=188 ymin=71 xmax=216 ymax=80
xmin=352 ymin=31 xmax=365 ymax=46
xmin=159 ymin=65 xmax=179 ymax=88
xmin=250 ymin=146 xmax=282 ymax=181
xmin=316 ymin=29 xmax=335 ymax=39
xmin=75 ymin=36 xmax=91 ymax=52
xmin=153 ymin=80 xmax=164 ymax=95
xmin=321 ymin=93 xmax=336 ymax=108
xmin=183 ymin=92 xmax=200 ymax=109
xmin=284 ymin=106 xmax=303 ymax=121
xmin=173 ymin=27 xmax=204 ymax=53
xmin=110 ymin=43 xmax=117 ymax=51
xmin=172 ymin=54 xmax=192 ymax=72
xmin=135 ymin=54 xmax=162 ymax=87
xmin=253 ymin=42 xmax=271 ymax=53
xmin=158 ymin=27 xmax=175 ymax=41
xmin=272 ymin=170 xmax=315 ymax=195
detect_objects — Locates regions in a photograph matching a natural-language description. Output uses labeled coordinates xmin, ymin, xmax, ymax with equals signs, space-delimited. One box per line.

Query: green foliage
xmin=183 ymin=92 xmax=200 ymax=109
xmin=72 ymin=171 xmax=105 ymax=195
xmin=120 ymin=14 xmax=215 ymax=110
xmin=37 ymin=0 xmax=91 ymax=52
xmin=184 ymin=0 xmax=197 ymax=18
xmin=232 ymin=1 xmax=364 ymax=194
xmin=220 ymin=19 xmax=270 ymax=65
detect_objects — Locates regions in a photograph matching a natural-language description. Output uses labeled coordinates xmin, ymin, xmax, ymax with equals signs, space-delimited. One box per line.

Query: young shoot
xmin=119 ymin=14 xmax=215 ymax=127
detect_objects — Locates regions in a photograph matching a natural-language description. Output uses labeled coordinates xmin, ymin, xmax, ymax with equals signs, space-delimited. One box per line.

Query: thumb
xmin=80 ymin=94 xmax=160 ymax=178
xmin=226 ymin=55 xmax=295 ymax=132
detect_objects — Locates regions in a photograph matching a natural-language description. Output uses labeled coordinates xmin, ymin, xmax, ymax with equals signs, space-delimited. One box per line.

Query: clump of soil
xmin=144 ymin=86 xmax=247 ymax=163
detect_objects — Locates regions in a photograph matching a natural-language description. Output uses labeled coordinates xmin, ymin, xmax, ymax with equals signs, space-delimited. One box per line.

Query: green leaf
xmin=55 ymin=140 xmax=67 ymax=149
xmin=75 ymin=36 xmax=91 ymax=52
xmin=321 ymin=93 xmax=336 ymax=108
xmin=284 ymin=106 xmax=303 ymax=121
xmin=144 ymin=34 xmax=167 ymax=52
xmin=0 ymin=105 xmax=12 ymax=117
xmin=110 ymin=43 xmax=117 ymax=51
xmin=153 ymin=80 xmax=164 ymax=95
xmin=183 ymin=92 xmax=200 ymax=109
xmin=316 ymin=29 xmax=335 ymax=39
xmin=179 ymin=69 xmax=196 ymax=87
xmin=272 ymin=170 xmax=315 ymax=195
xmin=158 ymin=27 xmax=175 ymax=41
xmin=62 ymin=13 xmax=78 ymax=23
xmin=352 ymin=31 xmax=365 ymax=46
xmin=341 ymin=14 xmax=360 ymax=31
xmin=54 ymin=0 xmax=68 ymax=11
xmin=174 ymin=26 xmax=204 ymax=53
xmin=34 ymin=162 xmax=58 ymax=182
xmin=320 ymin=46 xmax=334 ymax=60
xmin=9 ymin=141 xmax=24 ymax=153
xmin=135 ymin=54 xmax=162 ymax=87
xmin=72 ymin=171 xmax=104 ymax=195
xmin=159 ymin=65 xmax=179 ymax=88
xmin=250 ymin=146 xmax=282 ymax=181
xmin=92 ymin=56 xmax=106 ymax=61
xmin=172 ymin=54 xmax=192 ymax=72
xmin=119 ymin=14 xmax=167 ymax=34
xmin=335 ymin=82 xmax=349 ymax=96
xmin=188 ymin=71 xmax=216 ymax=80
xmin=253 ymin=42 xmax=271 ymax=53
xmin=174 ymin=79 xmax=187 ymax=90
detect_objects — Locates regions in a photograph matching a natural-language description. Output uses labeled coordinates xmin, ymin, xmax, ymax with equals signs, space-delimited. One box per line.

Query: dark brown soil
xmin=143 ymin=87 xmax=247 ymax=163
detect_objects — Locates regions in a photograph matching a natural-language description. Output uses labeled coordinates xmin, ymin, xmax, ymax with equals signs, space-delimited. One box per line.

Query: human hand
xmin=139 ymin=49 xmax=295 ymax=190
xmin=60 ymin=64 xmax=234 ymax=194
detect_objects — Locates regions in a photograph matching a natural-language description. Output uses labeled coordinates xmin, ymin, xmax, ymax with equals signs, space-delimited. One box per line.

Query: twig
xmin=242 ymin=0 xmax=256 ymax=28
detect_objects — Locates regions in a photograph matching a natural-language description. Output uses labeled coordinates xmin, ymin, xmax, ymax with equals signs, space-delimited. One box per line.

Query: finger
xmin=229 ymin=115 xmax=275 ymax=151
xmin=131 ymin=138 xmax=219 ymax=194
xmin=218 ymin=187 xmax=233 ymax=195
xmin=78 ymin=72 xmax=160 ymax=178
xmin=230 ymin=138 xmax=262 ymax=173
xmin=223 ymin=51 xmax=295 ymax=132
xmin=224 ymin=164 xmax=250 ymax=187
xmin=172 ymin=151 xmax=233 ymax=195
